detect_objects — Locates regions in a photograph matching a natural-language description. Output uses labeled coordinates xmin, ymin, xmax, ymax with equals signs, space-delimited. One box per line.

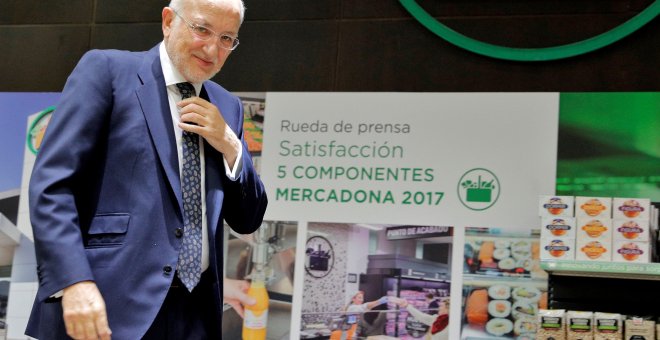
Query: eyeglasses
xmin=172 ymin=9 xmax=240 ymax=51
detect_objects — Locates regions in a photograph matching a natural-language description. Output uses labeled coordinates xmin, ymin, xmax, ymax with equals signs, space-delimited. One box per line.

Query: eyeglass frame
xmin=171 ymin=8 xmax=240 ymax=51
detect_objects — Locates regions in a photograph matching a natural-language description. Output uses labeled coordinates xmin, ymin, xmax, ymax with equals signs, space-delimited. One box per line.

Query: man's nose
xmin=203 ymin=39 xmax=220 ymax=58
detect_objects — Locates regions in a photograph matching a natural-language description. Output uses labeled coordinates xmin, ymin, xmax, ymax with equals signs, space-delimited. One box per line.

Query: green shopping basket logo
xmin=458 ymin=168 xmax=500 ymax=211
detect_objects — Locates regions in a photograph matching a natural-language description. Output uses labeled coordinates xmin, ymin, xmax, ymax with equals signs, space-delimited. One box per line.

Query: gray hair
xmin=169 ymin=0 xmax=245 ymax=24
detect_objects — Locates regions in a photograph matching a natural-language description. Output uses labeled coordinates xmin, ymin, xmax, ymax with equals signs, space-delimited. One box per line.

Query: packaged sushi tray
xmin=463 ymin=282 xmax=547 ymax=338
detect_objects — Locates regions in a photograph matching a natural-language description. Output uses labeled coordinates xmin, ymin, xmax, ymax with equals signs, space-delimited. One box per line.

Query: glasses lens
xmin=192 ymin=26 xmax=213 ymax=40
xmin=219 ymin=35 xmax=236 ymax=50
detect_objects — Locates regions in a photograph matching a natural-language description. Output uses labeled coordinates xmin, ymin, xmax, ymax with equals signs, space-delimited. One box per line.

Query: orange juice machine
xmin=223 ymin=221 xmax=297 ymax=340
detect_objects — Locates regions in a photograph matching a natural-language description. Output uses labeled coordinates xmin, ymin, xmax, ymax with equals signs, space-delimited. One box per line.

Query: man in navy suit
xmin=26 ymin=0 xmax=267 ymax=338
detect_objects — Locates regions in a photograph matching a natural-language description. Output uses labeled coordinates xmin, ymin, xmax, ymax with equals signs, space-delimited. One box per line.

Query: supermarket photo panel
xmin=461 ymin=227 xmax=547 ymax=340
xmin=300 ymin=223 xmax=454 ymax=339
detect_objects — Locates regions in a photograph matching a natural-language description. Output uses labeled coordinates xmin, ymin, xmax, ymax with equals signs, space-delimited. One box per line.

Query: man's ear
xmin=162 ymin=7 xmax=175 ymax=38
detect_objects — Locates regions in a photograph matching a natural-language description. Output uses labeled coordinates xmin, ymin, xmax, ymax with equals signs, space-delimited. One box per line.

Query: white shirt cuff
xmin=223 ymin=146 xmax=243 ymax=181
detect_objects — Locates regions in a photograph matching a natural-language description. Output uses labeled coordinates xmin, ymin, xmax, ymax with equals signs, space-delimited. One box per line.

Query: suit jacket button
xmin=175 ymin=228 xmax=183 ymax=238
xmin=163 ymin=265 xmax=173 ymax=273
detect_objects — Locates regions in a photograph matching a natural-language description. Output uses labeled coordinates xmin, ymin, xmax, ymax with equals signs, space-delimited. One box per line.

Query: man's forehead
xmin=186 ymin=0 xmax=241 ymax=29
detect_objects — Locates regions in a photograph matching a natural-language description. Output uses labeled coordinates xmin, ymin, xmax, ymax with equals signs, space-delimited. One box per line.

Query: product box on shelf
xmin=612 ymin=198 xmax=650 ymax=220
xmin=612 ymin=218 xmax=650 ymax=242
xmin=539 ymin=195 xmax=575 ymax=218
xmin=541 ymin=217 xmax=576 ymax=239
xmin=540 ymin=237 xmax=575 ymax=261
xmin=577 ymin=218 xmax=612 ymax=243
xmin=576 ymin=196 xmax=612 ymax=219
xmin=576 ymin=238 xmax=611 ymax=262
xmin=624 ymin=316 xmax=655 ymax=339
xmin=594 ymin=312 xmax=622 ymax=340
xmin=566 ymin=310 xmax=594 ymax=339
xmin=612 ymin=241 xmax=651 ymax=263
xmin=537 ymin=309 xmax=566 ymax=340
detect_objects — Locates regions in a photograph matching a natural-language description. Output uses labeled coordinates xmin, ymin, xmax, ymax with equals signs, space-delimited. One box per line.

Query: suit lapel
xmin=204 ymin=83 xmax=240 ymax=132
xmin=135 ymin=47 xmax=184 ymax=215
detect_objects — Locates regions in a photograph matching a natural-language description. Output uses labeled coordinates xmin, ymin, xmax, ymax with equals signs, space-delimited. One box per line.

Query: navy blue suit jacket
xmin=26 ymin=45 xmax=267 ymax=338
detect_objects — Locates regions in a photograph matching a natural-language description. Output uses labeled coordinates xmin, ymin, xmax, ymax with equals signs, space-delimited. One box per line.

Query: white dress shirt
xmin=159 ymin=42 xmax=242 ymax=273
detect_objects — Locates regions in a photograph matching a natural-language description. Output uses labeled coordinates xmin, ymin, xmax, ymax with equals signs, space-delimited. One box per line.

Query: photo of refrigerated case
xmin=368 ymin=274 xmax=450 ymax=339
xmin=300 ymin=223 xmax=454 ymax=340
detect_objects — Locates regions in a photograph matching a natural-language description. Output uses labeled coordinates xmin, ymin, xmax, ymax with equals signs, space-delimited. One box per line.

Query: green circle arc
xmin=400 ymin=0 xmax=660 ymax=61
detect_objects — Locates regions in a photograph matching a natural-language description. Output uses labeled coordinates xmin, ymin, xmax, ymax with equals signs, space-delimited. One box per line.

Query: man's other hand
xmin=62 ymin=281 xmax=112 ymax=340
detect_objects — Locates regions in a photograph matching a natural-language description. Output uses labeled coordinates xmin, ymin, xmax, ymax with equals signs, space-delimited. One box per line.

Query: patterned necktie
xmin=175 ymin=82 xmax=202 ymax=291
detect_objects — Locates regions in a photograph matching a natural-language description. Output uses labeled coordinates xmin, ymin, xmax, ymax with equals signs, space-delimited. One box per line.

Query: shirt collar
xmin=159 ymin=42 xmax=203 ymax=96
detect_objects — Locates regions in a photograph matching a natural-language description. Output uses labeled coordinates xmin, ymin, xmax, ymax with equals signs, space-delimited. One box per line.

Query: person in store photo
xmin=394 ymin=297 xmax=450 ymax=340
xmin=340 ymin=290 xmax=389 ymax=339
xmin=426 ymin=293 xmax=440 ymax=312
xmin=25 ymin=0 xmax=267 ymax=338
